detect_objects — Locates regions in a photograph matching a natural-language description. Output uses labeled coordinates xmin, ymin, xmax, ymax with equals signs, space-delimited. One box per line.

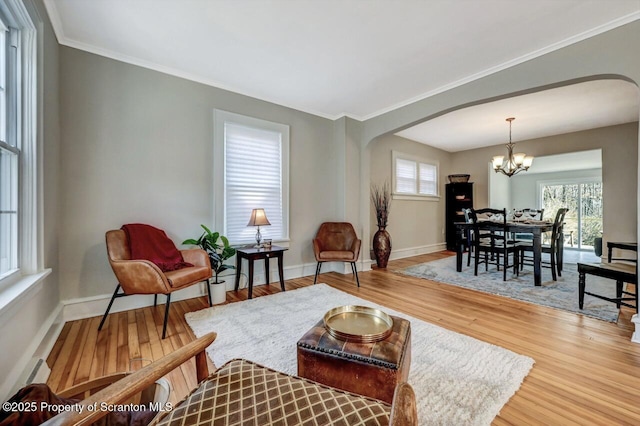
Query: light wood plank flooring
xmin=46 ymin=252 xmax=640 ymax=424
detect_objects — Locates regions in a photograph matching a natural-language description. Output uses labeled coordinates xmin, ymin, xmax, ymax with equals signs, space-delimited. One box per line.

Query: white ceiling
xmin=396 ymin=79 xmax=640 ymax=152
xmin=44 ymin=0 xmax=640 ymax=122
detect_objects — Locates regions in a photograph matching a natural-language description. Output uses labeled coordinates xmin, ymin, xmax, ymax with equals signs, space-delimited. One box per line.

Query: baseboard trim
xmin=1 ymin=301 xmax=63 ymax=402
xmin=389 ymin=243 xmax=447 ymax=261
xmin=632 ymin=314 xmax=640 ymax=344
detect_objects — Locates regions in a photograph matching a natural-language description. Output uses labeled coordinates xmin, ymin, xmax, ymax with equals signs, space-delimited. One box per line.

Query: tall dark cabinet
xmin=445 ymin=182 xmax=473 ymax=250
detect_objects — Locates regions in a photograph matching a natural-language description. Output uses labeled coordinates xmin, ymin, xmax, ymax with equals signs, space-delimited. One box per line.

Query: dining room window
xmin=540 ymin=180 xmax=602 ymax=250
xmin=392 ymin=151 xmax=439 ymax=199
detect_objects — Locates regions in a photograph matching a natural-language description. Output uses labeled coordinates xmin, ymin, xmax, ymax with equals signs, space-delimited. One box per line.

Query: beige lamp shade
xmin=247 ymin=208 xmax=271 ymax=227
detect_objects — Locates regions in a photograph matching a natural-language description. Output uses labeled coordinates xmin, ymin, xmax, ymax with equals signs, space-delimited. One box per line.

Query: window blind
xmin=419 ymin=163 xmax=437 ymax=195
xmin=395 ymin=158 xmax=417 ymax=194
xmin=224 ymin=122 xmax=284 ymax=244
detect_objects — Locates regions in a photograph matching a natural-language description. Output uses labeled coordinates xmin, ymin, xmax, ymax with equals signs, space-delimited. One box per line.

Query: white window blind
xmin=419 ymin=163 xmax=438 ymax=195
xmin=224 ymin=122 xmax=284 ymax=243
xmin=214 ymin=110 xmax=290 ymax=246
xmin=395 ymin=158 xmax=417 ymax=194
xmin=393 ymin=152 xmax=439 ymax=199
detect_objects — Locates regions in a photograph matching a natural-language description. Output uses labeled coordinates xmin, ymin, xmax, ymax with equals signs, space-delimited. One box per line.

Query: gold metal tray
xmin=323 ymin=305 xmax=393 ymax=343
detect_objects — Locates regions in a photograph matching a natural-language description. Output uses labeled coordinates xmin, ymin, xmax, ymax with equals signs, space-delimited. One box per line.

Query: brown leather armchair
xmin=313 ymin=222 xmax=361 ymax=287
xmin=100 ymin=229 xmax=212 ymax=339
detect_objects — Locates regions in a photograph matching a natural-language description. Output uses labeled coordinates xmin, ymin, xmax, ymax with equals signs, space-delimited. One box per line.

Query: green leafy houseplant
xmin=183 ymin=225 xmax=237 ymax=283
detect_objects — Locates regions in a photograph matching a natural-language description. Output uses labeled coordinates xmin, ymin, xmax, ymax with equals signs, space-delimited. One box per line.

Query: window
xmin=539 ymin=179 xmax=603 ymax=250
xmin=0 ymin=17 xmax=19 ymax=278
xmin=214 ymin=110 xmax=289 ymax=245
xmin=392 ymin=151 xmax=439 ymax=199
xmin=0 ymin=0 xmax=39 ymax=287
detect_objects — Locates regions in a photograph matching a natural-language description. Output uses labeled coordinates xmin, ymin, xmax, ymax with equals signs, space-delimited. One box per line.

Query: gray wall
xmin=368 ymin=134 xmax=452 ymax=254
xmin=58 ymin=47 xmax=340 ymax=300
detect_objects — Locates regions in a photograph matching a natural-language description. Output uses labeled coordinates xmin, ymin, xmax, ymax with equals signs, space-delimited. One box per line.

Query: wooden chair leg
xmin=616 ymin=280 xmax=623 ymax=308
xmin=162 ymin=294 xmax=172 ymax=339
xmin=550 ymin=250 xmax=557 ymax=281
xmin=578 ymin=271 xmax=586 ymax=309
xmin=503 ymin=250 xmax=507 ymax=281
xmin=474 ymin=249 xmax=479 ymax=276
xmin=557 ymin=247 xmax=563 ymax=277
xmin=351 ymin=262 xmax=360 ymax=287
xmin=98 ymin=284 xmax=121 ymax=331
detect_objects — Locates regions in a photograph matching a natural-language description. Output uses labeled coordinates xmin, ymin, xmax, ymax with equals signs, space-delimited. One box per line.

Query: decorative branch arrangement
xmin=371 ymin=181 xmax=391 ymax=228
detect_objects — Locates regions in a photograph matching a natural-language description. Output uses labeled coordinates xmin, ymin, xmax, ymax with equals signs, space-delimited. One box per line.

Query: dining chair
xmin=469 ymin=208 xmax=521 ymax=281
xmin=519 ymin=208 xmax=569 ymax=281
xmin=463 ymin=208 xmax=494 ymax=267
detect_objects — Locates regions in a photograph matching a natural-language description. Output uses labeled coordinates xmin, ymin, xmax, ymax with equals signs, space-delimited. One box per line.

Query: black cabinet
xmin=445 ymin=183 xmax=473 ymax=250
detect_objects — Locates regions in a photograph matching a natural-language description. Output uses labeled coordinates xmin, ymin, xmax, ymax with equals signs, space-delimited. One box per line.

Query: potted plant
xmin=183 ymin=225 xmax=237 ymax=283
xmin=371 ymin=181 xmax=392 ymax=268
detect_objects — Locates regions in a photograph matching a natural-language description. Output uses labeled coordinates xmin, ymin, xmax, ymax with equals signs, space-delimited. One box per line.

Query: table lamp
xmin=247 ymin=208 xmax=271 ymax=247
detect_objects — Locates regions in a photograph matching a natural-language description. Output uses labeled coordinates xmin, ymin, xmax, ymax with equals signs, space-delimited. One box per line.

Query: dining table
xmin=454 ymin=219 xmax=556 ymax=286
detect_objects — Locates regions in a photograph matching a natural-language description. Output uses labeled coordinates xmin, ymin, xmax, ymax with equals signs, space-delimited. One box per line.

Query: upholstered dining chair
xmin=313 ymin=222 xmax=361 ymax=287
xmin=101 ymin=226 xmax=212 ymax=339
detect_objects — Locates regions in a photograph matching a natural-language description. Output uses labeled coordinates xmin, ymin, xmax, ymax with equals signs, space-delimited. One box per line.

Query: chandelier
xmin=492 ymin=117 xmax=533 ymax=177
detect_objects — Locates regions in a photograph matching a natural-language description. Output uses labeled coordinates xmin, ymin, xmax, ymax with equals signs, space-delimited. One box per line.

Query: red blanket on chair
xmin=122 ymin=224 xmax=193 ymax=272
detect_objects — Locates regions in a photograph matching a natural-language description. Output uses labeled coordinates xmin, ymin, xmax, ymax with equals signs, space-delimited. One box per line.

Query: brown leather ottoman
xmin=297 ymin=315 xmax=411 ymax=403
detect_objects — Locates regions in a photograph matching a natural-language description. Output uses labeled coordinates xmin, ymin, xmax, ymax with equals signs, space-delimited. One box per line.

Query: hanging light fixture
xmin=492 ymin=117 xmax=533 ymax=177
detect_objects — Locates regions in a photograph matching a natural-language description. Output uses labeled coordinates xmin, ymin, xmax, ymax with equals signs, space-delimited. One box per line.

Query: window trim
xmin=391 ymin=151 xmax=440 ymax=201
xmin=213 ymin=109 xmax=290 ymax=245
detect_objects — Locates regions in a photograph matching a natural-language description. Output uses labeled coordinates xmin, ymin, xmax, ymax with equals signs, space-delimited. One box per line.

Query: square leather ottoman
xmin=297 ymin=315 xmax=411 ymax=403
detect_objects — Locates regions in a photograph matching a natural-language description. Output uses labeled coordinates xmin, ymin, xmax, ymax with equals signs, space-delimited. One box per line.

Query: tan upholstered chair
xmin=101 ymin=229 xmax=212 ymax=339
xmin=313 ymin=222 xmax=361 ymax=287
xmin=44 ymin=333 xmax=418 ymax=426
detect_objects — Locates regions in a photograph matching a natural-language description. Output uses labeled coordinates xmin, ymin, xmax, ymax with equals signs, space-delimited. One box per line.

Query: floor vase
xmin=373 ymin=227 xmax=391 ymax=268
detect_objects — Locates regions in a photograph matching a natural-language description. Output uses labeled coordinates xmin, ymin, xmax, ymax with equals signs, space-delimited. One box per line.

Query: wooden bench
xmin=578 ymin=262 xmax=638 ymax=312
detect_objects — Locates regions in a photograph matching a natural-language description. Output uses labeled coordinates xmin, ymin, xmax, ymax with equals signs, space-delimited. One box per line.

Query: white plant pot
xmin=210 ymin=280 xmax=227 ymax=305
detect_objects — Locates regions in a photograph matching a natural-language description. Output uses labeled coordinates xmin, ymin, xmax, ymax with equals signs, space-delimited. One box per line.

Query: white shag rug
xmin=185 ymin=284 xmax=534 ymax=425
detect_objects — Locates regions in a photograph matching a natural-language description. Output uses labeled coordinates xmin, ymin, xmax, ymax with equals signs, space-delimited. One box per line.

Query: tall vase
xmin=373 ymin=226 xmax=392 ymax=268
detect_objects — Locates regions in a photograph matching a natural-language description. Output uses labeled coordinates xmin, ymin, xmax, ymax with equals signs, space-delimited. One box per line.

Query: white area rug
xmin=185 ymin=284 xmax=534 ymax=425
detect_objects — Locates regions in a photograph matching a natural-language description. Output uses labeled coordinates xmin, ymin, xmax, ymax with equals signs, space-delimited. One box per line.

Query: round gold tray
xmin=323 ymin=305 xmax=393 ymax=343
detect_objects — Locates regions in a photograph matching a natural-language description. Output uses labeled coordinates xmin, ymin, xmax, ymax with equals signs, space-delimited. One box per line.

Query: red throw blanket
xmin=122 ymin=224 xmax=193 ymax=272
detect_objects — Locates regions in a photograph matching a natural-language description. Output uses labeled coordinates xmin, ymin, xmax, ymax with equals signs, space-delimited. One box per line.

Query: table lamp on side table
xmin=247 ymin=208 xmax=271 ymax=248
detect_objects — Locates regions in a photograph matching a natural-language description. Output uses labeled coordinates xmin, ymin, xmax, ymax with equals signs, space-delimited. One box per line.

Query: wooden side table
xmin=234 ymin=245 xmax=288 ymax=299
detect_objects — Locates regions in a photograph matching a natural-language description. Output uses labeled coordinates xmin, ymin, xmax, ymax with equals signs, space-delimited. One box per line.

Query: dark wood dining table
xmin=454 ymin=219 xmax=556 ymax=286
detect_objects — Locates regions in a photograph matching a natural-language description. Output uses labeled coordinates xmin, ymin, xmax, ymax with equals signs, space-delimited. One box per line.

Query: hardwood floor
xmin=46 ymin=252 xmax=640 ymax=424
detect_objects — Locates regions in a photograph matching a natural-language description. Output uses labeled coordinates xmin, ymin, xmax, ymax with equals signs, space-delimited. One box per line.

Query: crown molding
xmin=42 ymin=2 xmax=640 ymax=123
